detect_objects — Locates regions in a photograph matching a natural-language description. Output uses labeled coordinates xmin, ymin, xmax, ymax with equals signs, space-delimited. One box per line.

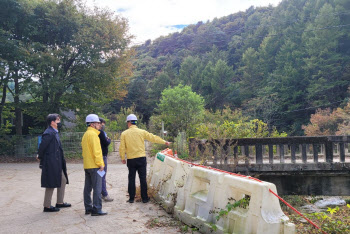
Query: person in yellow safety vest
xmin=81 ymin=114 xmax=107 ymax=216
xmin=119 ymin=114 xmax=171 ymax=203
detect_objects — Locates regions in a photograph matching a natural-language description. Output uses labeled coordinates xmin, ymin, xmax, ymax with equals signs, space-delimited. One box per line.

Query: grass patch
xmin=281 ymin=196 xmax=350 ymax=233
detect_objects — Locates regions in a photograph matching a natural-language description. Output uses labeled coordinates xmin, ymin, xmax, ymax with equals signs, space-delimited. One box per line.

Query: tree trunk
xmin=14 ymin=72 xmax=22 ymax=135
xmin=0 ymin=72 xmax=10 ymax=127
xmin=0 ymin=83 xmax=7 ymax=127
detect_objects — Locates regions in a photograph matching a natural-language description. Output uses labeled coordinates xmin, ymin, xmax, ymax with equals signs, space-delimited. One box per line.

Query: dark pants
xmin=84 ymin=168 xmax=102 ymax=212
xmin=127 ymin=157 xmax=148 ymax=201
xmin=101 ymin=156 xmax=108 ymax=197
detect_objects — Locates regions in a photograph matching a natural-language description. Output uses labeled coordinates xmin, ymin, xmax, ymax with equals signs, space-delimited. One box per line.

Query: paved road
xmin=0 ymin=156 xmax=183 ymax=234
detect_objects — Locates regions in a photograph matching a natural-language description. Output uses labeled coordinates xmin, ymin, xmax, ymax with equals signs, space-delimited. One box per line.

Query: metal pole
xmin=161 ymin=121 xmax=164 ymax=138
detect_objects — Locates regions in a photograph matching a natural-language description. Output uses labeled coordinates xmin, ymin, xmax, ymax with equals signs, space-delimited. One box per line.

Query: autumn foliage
xmin=302 ymin=102 xmax=350 ymax=136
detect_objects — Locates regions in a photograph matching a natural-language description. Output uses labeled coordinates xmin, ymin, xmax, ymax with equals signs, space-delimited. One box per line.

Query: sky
xmin=87 ymin=0 xmax=282 ymax=45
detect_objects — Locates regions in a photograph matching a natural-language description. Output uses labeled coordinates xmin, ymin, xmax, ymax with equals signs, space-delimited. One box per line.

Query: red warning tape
xmin=159 ymin=149 xmax=326 ymax=233
xmin=268 ymin=189 xmax=326 ymax=234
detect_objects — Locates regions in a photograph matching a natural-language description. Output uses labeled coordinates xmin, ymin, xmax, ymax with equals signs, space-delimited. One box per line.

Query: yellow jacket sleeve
xmin=119 ymin=133 xmax=126 ymax=160
xmin=144 ymin=131 xmax=166 ymax=144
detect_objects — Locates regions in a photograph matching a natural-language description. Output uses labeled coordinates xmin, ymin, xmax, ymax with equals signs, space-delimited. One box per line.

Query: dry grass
xmin=145 ymin=216 xmax=181 ymax=229
xmin=281 ymin=196 xmax=350 ymax=233
xmin=133 ymin=179 xmax=160 ymax=203
xmin=288 ymin=206 xmax=350 ymax=233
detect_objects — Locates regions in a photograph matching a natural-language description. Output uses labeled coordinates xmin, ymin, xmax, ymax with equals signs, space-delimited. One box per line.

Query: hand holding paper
xmin=97 ymin=170 xmax=105 ymax=177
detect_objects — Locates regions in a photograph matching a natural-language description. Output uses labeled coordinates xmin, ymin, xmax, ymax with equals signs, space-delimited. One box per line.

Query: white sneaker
xmin=102 ymin=195 xmax=114 ymax=202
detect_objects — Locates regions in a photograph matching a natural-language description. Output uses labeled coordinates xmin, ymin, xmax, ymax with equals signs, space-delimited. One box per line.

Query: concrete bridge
xmin=189 ymin=136 xmax=350 ymax=196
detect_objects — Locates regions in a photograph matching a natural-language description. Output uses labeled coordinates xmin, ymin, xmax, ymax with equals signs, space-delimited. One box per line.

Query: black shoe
xmin=142 ymin=198 xmax=150 ymax=203
xmin=56 ymin=202 xmax=71 ymax=208
xmin=91 ymin=211 xmax=108 ymax=216
xmin=43 ymin=206 xmax=60 ymax=212
xmin=85 ymin=210 xmax=92 ymax=215
xmin=127 ymin=199 xmax=134 ymax=203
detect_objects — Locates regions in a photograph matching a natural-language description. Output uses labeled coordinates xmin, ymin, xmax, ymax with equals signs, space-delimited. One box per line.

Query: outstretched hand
xmin=165 ymin=141 xmax=171 ymax=146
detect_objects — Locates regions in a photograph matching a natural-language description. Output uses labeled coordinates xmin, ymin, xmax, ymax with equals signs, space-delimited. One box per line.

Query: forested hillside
xmin=111 ymin=0 xmax=350 ymax=135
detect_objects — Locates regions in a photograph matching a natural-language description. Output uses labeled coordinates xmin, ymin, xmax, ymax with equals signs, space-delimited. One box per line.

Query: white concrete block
xmin=149 ymin=152 xmax=191 ymax=212
xmin=150 ymin=150 xmax=295 ymax=234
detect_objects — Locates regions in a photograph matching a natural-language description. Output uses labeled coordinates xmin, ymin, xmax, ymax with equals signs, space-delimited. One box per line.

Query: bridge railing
xmin=189 ymin=136 xmax=350 ymax=165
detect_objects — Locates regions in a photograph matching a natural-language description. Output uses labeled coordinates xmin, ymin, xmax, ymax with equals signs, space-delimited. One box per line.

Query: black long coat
xmin=38 ymin=126 xmax=69 ymax=188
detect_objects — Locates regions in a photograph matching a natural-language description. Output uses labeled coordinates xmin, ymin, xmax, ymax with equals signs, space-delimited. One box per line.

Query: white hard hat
xmin=86 ymin=114 xmax=100 ymax=123
xmin=126 ymin=114 xmax=137 ymax=122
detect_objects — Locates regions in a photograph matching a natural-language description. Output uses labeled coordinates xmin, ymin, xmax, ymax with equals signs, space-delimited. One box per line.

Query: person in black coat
xmin=98 ymin=118 xmax=113 ymax=202
xmin=38 ymin=113 xmax=71 ymax=212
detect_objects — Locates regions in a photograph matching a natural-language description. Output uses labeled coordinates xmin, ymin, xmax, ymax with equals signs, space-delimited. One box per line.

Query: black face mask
xmin=57 ymin=122 xmax=62 ymax=129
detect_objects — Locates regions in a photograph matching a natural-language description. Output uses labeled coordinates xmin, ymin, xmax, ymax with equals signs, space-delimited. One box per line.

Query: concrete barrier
xmin=149 ymin=150 xmax=295 ymax=234
xmin=211 ymin=174 xmax=294 ymax=234
xmin=149 ymin=152 xmax=167 ymax=189
xmin=175 ymin=166 xmax=225 ymax=223
xmin=149 ymin=152 xmax=191 ymax=213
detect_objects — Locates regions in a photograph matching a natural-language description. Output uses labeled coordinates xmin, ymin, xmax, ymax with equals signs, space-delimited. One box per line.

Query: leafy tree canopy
xmin=0 ymin=0 xmax=133 ymax=134
xmin=156 ymin=84 xmax=205 ymax=137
